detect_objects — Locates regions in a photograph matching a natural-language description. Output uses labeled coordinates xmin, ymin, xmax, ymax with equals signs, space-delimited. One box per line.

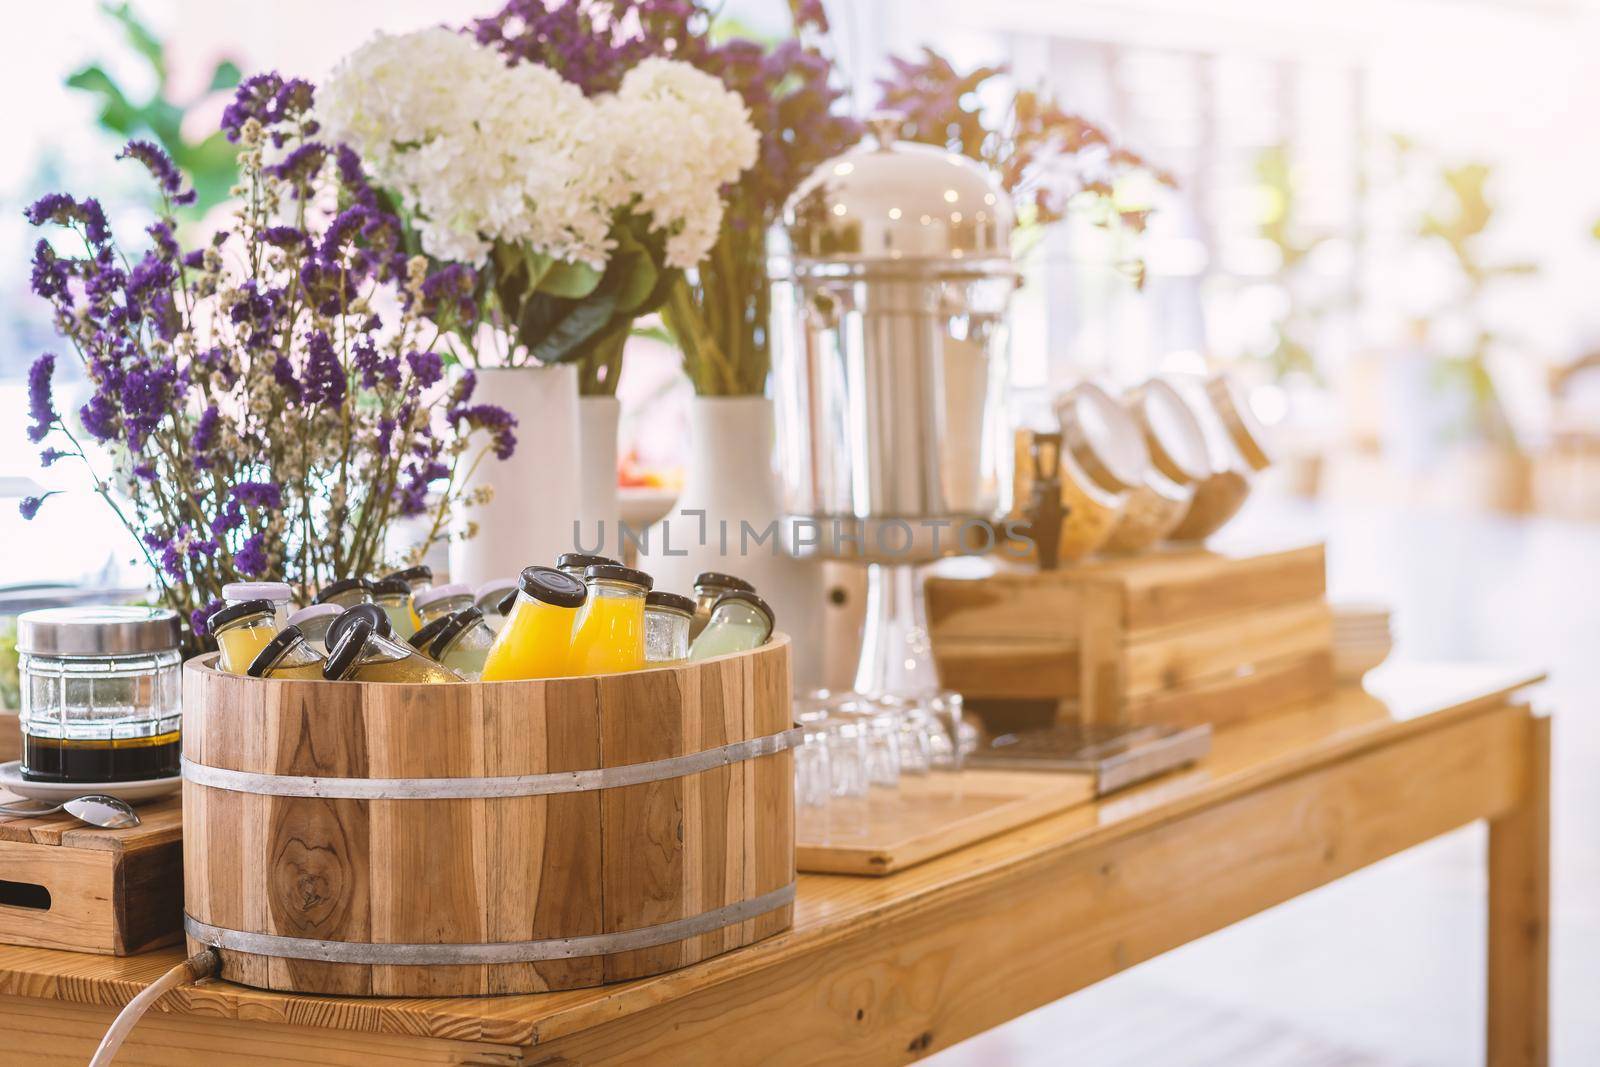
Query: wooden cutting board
xmin=796 ymin=769 xmax=1094 ymax=876
xmin=0 ymin=789 xmax=183 ymax=955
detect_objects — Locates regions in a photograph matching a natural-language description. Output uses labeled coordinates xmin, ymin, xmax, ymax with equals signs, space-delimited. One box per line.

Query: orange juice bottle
xmin=480 ymin=567 xmax=588 ymax=681
xmin=567 ymin=564 xmax=653 ymax=675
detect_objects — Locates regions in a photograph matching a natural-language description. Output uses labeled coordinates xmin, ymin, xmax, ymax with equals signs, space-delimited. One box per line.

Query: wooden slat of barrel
xmin=751 ymin=641 xmax=795 ymax=941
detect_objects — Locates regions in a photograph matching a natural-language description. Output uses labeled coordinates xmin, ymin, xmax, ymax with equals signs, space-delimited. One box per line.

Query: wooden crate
xmin=181 ymin=635 xmax=796 ymax=997
xmin=927 ymin=543 xmax=1333 ymax=729
xmin=0 ymin=793 xmax=182 ymax=956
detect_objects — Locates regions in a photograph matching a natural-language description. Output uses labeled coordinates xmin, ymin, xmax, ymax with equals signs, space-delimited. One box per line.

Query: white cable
xmin=89 ymin=948 xmax=219 ymax=1067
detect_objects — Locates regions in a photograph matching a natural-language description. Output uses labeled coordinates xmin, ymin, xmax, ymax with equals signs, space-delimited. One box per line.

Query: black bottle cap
xmin=694 ymin=571 xmax=753 ymax=594
xmin=520 ymin=565 xmax=589 ymax=607
xmin=584 ymin=564 xmax=653 ymax=592
xmin=710 ymin=590 xmax=775 ymax=632
xmin=425 ymin=607 xmax=485 ymax=660
xmin=246 ymin=625 xmax=308 ymax=678
xmin=206 ymin=598 xmax=275 ymax=635
xmin=645 ymin=591 xmax=695 ymax=616
xmin=369 ymin=576 xmax=412 ymax=598
xmin=496 ymin=588 xmax=520 ymax=616
xmin=323 ymin=615 xmax=375 ymax=680
xmin=380 ymin=565 xmax=432 ymax=586
xmin=325 ymin=604 xmax=390 ymax=653
xmin=408 ymin=614 xmax=455 ymax=652
xmin=313 ymin=577 xmax=373 ymax=605
xmin=557 ymin=552 xmax=619 ymax=572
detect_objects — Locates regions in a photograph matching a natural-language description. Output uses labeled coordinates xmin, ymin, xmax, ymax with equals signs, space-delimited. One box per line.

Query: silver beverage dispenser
xmin=770 ymin=117 xmax=1017 ymax=706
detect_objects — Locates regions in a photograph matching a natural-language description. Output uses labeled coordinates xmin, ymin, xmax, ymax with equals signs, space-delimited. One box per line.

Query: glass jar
xmin=418 ymin=608 xmax=497 ymax=681
xmin=247 ymin=625 xmax=327 ymax=680
xmin=1166 ymin=373 xmax=1274 ymax=541
xmin=223 ymin=581 xmax=293 ymax=628
xmin=368 ymin=577 xmax=417 ymax=639
xmin=17 ymin=606 xmax=182 ymax=783
xmin=690 ymin=571 xmax=754 ymax=640
xmin=323 ymin=606 xmax=461 ymax=683
xmin=556 ymin=553 xmax=619 ymax=581
xmin=1102 ymin=380 xmax=1210 ymax=554
xmin=413 ymin=582 xmax=475 ymax=626
xmin=481 ymin=567 xmax=588 ymax=681
xmin=644 ymin=591 xmax=694 ymax=664
xmin=286 ymin=603 xmax=343 ymax=649
xmin=208 ymin=599 xmax=279 ymax=675
xmin=474 ymin=578 xmax=518 ymax=634
xmin=314 ymin=577 xmax=374 ymax=610
xmin=568 ymin=564 xmax=653 ymax=675
xmin=689 ymin=591 xmax=775 ymax=660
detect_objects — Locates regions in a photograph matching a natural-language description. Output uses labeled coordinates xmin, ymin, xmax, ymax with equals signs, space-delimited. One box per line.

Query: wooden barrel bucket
xmin=180 ymin=634 xmax=796 ymax=996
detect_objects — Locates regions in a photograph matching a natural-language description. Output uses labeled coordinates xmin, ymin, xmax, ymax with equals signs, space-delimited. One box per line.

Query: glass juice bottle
xmin=413 ymin=582 xmax=475 ymax=626
xmin=323 ymin=607 xmax=460 ymax=683
xmin=314 ymin=577 xmax=374 ymax=610
xmin=286 ymin=603 xmax=343 ymax=648
xmin=208 ymin=599 xmax=279 ymax=674
xmin=480 ymin=567 xmax=588 ymax=681
xmin=370 ymin=577 xmax=418 ymax=639
xmin=644 ymin=591 xmax=694 ymax=664
xmin=246 ymin=625 xmax=328 ymax=680
xmin=474 ymin=578 xmax=518 ymax=634
xmin=567 ymin=565 xmax=653 ymax=675
xmin=223 ymin=581 xmax=294 ymax=628
xmin=380 ymin=565 xmax=434 ymax=629
xmin=419 ymin=608 xmax=497 ymax=681
xmin=557 ymin=553 xmax=619 ymax=581
xmin=689 ymin=591 xmax=775 ymax=661
xmin=690 ymin=571 xmax=754 ymax=640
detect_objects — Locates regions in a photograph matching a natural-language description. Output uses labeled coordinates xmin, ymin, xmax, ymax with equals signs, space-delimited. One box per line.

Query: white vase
xmin=576 ymin=395 xmax=621 ymax=555
xmin=449 ymin=364 xmax=580 ymax=588
xmin=644 ymin=396 xmax=823 ymax=688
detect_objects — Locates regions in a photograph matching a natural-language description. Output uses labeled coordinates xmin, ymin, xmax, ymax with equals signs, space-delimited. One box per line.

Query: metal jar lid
xmin=778 ymin=114 xmax=1015 ymax=270
xmin=17 ymin=605 xmax=181 ymax=657
xmin=1128 ymin=378 xmax=1212 ymax=486
xmin=1055 ymin=382 xmax=1149 ymax=495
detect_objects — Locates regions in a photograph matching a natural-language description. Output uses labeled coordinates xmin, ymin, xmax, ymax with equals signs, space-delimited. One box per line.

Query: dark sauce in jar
xmin=21 ymin=731 xmax=181 ymax=783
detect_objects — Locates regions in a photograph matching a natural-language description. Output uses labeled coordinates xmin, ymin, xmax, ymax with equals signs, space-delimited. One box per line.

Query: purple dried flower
xmin=265 ymin=141 xmax=328 ymax=186
xmin=450 ymin=403 xmax=518 ymax=460
xmin=39 ymin=447 xmax=67 ymax=466
xmin=191 ymin=405 xmax=220 ymax=467
xmin=232 ymin=481 xmax=284 ymax=511
xmin=301 ymin=330 xmax=347 ymax=408
xmin=26 ymin=353 xmax=57 ymax=443
xmin=117 ymin=140 xmax=197 ymax=205
xmin=221 ymin=72 xmax=315 ymax=142
xmin=30 ymin=240 xmax=69 ymax=300
xmin=233 ymin=532 xmax=270 ymax=577
xmin=17 ymin=493 xmax=56 ymax=520
xmin=261 ymin=225 xmax=306 ymax=249
xmin=406 ymin=350 xmax=444 ymax=389
xmin=192 ymin=599 xmax=223 ymax=638
xmin=24 ymin=193 xmax=112 ymax=247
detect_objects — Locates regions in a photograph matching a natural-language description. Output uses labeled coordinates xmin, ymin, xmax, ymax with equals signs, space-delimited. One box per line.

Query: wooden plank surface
xmin=0 ymin=662 xmax=1546 ymax=1052
xmin=796 ymin=770 xmax=1096 ymax=876
xmin=1488 ymin=714 xmax=1551 ymax=1066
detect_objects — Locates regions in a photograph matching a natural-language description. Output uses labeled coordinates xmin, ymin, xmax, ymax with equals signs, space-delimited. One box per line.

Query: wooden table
xmin=0 ymin=662 xmax=1548 ymax=1066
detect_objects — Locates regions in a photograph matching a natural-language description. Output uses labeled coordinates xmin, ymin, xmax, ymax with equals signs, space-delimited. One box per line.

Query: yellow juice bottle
xmin=208 ymin=599 xmax=279 ymax=674
xmin=567 ymin=565 xmax=653 ymax=675
xmin=480 ymin=567 xmax=588 ymax=681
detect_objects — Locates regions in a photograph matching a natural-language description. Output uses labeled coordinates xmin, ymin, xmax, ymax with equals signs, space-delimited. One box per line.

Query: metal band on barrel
xmin=180 ymin=726 xmax=801 ymax=799
xmin=184 ymin=882 xmax=795 ymax=965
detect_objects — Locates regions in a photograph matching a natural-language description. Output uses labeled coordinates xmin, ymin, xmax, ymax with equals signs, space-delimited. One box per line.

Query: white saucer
xmin=0 ymin=760 xmax=181 ymax=805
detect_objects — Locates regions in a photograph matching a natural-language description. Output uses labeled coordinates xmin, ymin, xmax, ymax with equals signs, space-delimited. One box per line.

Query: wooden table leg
xmin=1487 ymin=714 xmax=1550 ymax=1067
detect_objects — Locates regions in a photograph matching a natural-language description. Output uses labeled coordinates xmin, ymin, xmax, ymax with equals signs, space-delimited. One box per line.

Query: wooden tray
xmin=796 ymin=769 xmax=1094 ymax=876
xmin=0 ymin=790 xmax=182 ymax=955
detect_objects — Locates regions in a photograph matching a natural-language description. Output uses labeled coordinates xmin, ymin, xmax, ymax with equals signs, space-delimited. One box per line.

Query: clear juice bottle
xmin=413 ymin=582 xmax=475 ymax=626
xmin=567 ymin=564 xmax=653 ymax=675
xmin=557 ymin=553 xmax=619 ymax=581
xmin=689 ymin=591 xmax=775 ymax=661
xmin=223 ymin=581 xmax=294 ymax=628
xmin=480 ymin=567 xmax=588 ymax=681
xmin=208 ymin=599 xmax=279 ymax=674
xmin=474 ymin=577 xmax=518 ymax=634
xmin=313 ymin=577 xmax=374 ymax=610
xmin=419 ymin=608 xmax=498 ymax=681
xmin=246 ymin=624 xmax=328 ymax=680
xmin=323 ymin=606 xmax=460 ymax=683
xmin=286 ymin=603 xmax=343 ymax=649
xmin=690 ymin=571 xmax=754 ymax=640
xmin=370 ymin=577 xmax=418 ymax=639
xmin=644 ymin=591 xmax=694 ymax=664
xmin=380 ymin=565 xmax=434 ymax=630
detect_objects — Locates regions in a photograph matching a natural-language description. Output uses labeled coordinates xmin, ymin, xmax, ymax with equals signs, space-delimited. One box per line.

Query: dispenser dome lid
xmin=780 ymin=115 xmax=1014 ymax=267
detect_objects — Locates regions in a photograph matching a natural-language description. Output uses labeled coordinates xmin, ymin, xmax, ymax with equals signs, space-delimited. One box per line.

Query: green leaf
xmin=207 ymin=59 xmax=242 ymax=93
xmin=65 ymin=65 xmax=140 ymax=133
xmin=104 ymin=2 xmax=167 ymax=86
xmin=540 ymin=259 xmax=603 ymax=299
xmin=524 ymin=287 xmax=620 ymax=365
xmin=609 ymin=229 xmax=659 ymax=313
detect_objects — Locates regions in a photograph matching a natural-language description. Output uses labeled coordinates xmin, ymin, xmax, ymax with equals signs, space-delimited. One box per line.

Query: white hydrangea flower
xmin=318 ymin=28 xmax=615 ymax=268
xmin=597 ymin=58 xmax=760 ymax=269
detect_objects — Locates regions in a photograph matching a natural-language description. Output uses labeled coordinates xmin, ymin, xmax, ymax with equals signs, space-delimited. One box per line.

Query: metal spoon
xmin=0 ymin=794 xmax=141 ymax=828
